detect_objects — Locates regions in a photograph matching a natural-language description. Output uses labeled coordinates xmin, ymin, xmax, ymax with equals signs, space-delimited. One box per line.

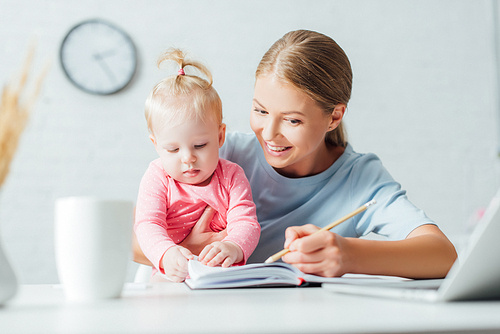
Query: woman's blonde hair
xmin=145 ymin=48 xmax=222 ymax=134
xmin=256 ymin=30 xmax=352 ymax=147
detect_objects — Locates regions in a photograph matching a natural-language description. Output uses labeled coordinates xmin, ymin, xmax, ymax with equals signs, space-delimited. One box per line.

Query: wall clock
xmin=60 ymin=19 xmax=137 ymax=95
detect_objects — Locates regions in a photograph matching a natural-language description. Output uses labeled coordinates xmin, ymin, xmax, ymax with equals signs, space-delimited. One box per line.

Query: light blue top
xmin=220 ymin=132 xmax=435 ymax=263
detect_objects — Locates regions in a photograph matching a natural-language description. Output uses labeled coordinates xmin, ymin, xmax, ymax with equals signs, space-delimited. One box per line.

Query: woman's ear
xmin=218 ymin=123 xmax=227 ymax=148
xmin=328 ymin=104 xmax=346 ymax=131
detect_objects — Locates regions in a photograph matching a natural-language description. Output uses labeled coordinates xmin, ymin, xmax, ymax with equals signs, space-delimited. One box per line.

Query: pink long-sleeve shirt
xmin=134 ymin=158 xmax=260 ymax=274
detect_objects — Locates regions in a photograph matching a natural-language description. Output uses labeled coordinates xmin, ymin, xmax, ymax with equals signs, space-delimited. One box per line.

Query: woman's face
xmin=250 ymin=76 xmax=343 ymax=178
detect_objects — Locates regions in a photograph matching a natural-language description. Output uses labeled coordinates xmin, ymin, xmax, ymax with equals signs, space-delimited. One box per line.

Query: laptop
xmin=322 ymin=193 xmax=500 ymax=302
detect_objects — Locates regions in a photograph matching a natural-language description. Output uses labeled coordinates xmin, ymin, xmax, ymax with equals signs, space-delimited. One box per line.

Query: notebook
xmin=322 ymin=193 xmax=500 ymax=302
xmin=184 ymin=259 xmax=410 ymax=290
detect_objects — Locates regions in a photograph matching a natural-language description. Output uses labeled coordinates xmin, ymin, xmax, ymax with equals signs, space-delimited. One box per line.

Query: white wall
xmin=1 ymin=0 xmax=499 ymax=284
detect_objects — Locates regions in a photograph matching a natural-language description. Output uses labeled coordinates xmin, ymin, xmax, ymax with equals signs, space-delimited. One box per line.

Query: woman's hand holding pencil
xmin=265 ymin=200 xmax=377 ymax=264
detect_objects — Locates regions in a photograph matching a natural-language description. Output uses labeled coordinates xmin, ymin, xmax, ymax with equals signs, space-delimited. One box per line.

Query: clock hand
xmin=95 ymin=48 xmax=117 ymax=59
xmin=93 ymin=54 xmax=117 ymax=84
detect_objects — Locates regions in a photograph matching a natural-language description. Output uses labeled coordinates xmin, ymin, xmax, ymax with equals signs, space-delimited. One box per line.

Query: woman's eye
xmin=286 ymin=118 xmax=302 ymax=125
xmin=194 ymin=143 xmax=207 ymax=149
xmin=254 ymin=108 xmax=268 ymax=115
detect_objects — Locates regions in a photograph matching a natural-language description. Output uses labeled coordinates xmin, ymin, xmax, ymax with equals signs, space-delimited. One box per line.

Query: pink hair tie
xmin=178 ymin=68 xmax=185 ymax=76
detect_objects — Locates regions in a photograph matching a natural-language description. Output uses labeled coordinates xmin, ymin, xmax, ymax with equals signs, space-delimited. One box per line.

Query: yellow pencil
xmin=264 ymin=200 xmax=377 ymax=264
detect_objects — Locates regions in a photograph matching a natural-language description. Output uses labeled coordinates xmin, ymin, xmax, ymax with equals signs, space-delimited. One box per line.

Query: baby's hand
xmin=198 ymin=241 xmax=243 ymax=268
xmin=161 ymin=246 xmax=194 ymax=282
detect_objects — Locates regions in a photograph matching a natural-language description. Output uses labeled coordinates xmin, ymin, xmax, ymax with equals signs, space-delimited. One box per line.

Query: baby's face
xmin=151 ymin=116 xmax=225 ymax=186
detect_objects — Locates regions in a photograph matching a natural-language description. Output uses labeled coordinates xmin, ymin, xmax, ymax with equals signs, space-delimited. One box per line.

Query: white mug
xmin=54 ymin=197 xmax=133 ymax=301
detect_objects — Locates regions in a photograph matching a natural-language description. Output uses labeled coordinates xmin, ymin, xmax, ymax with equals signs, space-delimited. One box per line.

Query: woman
xmin=134 ymin=30 xmax=457 ymax=279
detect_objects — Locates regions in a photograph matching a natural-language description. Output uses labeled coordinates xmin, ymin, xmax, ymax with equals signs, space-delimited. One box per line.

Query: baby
xmin=134 ymin=49 xmax=260 ymax=282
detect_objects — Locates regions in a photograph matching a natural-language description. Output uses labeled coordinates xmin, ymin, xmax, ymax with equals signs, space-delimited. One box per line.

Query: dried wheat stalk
xmin=0 ymin=46 xmax=49 ymax=187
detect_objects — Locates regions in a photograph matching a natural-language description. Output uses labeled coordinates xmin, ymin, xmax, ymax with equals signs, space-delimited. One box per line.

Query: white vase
xmin=0 ymin=240 xmax=17 ymax=304
xmin=0 ymin=191 xmax=18 ymax=305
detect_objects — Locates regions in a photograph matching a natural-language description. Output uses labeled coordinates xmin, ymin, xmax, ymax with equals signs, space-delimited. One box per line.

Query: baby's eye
xmin=167 ymin=148 xmax=179 ymax=153
xmin=194 ymin=143 xmax=207 ymax=149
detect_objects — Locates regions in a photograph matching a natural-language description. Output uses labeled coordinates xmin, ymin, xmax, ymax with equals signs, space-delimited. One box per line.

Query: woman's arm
xmin=282 ymin=224 xmax=457 ymax=279
xmin=131 ymin=205 xmax=227 ymax=265
xmin=178 ymin=206 xmax=228 ymax=255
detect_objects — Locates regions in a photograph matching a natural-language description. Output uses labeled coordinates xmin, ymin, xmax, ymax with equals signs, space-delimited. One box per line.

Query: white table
xmin=1 ymin=283 xmax=500 ymax=333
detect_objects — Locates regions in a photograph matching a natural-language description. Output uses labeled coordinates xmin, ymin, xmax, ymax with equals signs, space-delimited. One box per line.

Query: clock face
xmin=60 ymin=19 xmax=137 ymax=95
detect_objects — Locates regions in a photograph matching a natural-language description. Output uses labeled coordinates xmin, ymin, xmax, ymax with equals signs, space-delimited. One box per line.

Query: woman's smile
xmin=265 ymin=142 xmax=292 ymax=155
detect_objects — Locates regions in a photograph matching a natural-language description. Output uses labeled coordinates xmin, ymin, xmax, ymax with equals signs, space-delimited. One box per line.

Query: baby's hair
xmin=145 ymin=48 xmax=222 ymax=134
